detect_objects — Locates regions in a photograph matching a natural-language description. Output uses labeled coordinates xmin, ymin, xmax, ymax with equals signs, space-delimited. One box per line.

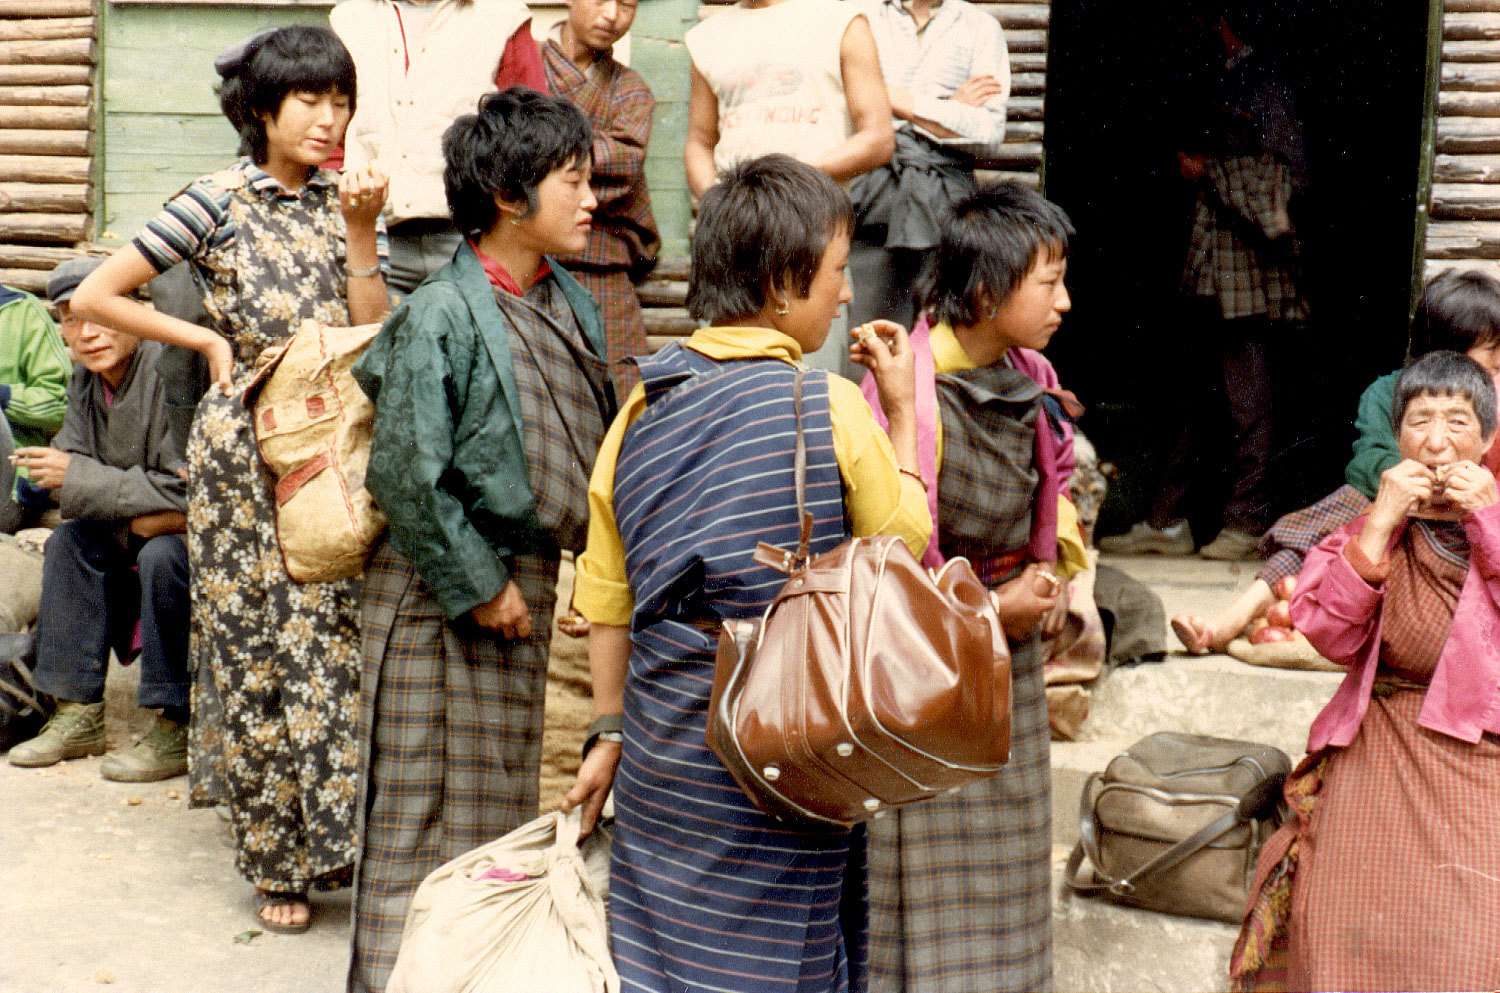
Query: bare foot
xmin=256 ymin=890 xmax=311 ymax=933
xmin=1171 ymin=579 xmax=1277 ymax=655
xmin=1171 ymin=614 xmax=1217 ymax=654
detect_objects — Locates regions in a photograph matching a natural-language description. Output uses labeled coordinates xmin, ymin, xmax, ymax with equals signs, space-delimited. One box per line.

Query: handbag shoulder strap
xmin=753 ymin=366 xmax=813 ymax=574
xmin=1064 ymin=765 xmax=1259 ymax=899
xmin=791 ymin=367 xmax=812 ymax=565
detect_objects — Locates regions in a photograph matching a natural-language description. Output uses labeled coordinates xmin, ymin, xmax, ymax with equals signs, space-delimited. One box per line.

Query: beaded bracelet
xmin=897 ymin=466 xmax=928 ymax=491
xmin=346 ymin=263 xmax=381 ymax=278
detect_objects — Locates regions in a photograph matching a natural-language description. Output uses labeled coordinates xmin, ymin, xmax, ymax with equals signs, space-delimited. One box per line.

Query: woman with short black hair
xmin=862 ymin=181 xmax=1084 ymax=992
xmin=1234 ymin=351 xmax=1500 ymax=991
xmin=71 ymin=24 xmax=388 ymax=935
xmin=566 ymin=153 xmax=931 ymax=993
xmin=348 ymin=87 xmax=617 ymax=993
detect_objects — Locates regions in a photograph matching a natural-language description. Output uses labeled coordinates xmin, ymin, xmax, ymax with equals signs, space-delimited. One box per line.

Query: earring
xmin=774 ymin=302 xmax=789 ymax=316
xmin=510 ymin=216 xmax=521 ymax=227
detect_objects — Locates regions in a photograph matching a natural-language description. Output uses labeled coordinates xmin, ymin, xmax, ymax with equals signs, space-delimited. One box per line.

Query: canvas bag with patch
xmin=387 ymin=808 xmax=617 ymax=993
xmin=242 ymin=319 xmax=386 ymax=582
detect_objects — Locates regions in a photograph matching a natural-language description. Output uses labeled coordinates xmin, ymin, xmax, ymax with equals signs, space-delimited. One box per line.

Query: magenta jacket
xmin=1291 ymin=501 xmax=1500 ymax=751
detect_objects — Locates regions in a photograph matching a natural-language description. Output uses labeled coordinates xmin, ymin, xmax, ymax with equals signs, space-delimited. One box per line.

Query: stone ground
xmin=0 ymin=555 xmax=1337 ymax=993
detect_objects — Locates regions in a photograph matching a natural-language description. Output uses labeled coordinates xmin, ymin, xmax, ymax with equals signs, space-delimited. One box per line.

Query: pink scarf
xmin=860 ymin=316 xmax=1069 ymax=569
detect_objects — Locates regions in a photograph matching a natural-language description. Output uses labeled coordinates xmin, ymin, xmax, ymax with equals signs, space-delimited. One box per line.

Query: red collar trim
xmin=468 ymin=240 xmax=550 ymax=296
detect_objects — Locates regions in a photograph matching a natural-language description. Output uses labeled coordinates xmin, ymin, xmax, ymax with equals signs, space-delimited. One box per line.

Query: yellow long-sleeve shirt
xmin=573 ymin=326 xmax=932 ymax=626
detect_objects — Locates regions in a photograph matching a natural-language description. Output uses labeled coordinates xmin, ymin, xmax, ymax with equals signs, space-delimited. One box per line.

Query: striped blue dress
xmin=609 ymin=345 xmax=857 ymax=993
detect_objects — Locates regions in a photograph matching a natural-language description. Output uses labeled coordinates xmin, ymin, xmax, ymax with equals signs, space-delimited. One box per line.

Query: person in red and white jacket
xmin=330 ymin=0 xmax=548 ymax=295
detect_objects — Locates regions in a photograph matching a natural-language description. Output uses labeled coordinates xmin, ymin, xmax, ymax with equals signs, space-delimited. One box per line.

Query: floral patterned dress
xmin=137 ymin=161 xmax=363 ymax=892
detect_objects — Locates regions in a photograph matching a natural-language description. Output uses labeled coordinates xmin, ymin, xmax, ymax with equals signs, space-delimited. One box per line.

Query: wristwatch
xmin=582 ymin=714 xmax=624 ymax=760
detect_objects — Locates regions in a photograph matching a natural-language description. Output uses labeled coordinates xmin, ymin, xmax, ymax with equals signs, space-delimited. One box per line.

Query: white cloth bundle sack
xmin=388 ymin=808 xmax=618 ymax=993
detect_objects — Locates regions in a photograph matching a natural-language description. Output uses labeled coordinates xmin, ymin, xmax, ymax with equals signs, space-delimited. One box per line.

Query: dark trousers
xmin=1149 ymin=313 xmax=1276 ymax=536
xmin=0 ymin=416 xmax=24 ymax=534
xmin=33 ymin=520 xmax=190 ymax=710
xmin=847 ymin=240 xmax=934 ymax=331
xmin=385 ymin=221 xmax=463 ymax=298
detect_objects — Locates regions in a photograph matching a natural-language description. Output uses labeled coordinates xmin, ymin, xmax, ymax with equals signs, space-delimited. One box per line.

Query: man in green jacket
xmin=0 ymin=281 xmax=70 ymax=533
xmin=345 ymin=89 xmax=617 ymax=991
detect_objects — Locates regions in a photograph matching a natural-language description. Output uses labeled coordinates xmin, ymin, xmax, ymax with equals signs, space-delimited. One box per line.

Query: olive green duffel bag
xmin=1064 ymin=731 xmax=1290 ymax=923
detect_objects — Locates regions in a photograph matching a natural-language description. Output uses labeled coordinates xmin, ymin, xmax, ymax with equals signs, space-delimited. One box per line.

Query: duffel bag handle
xmin=1065 ymin=756 xmax=1283 ymax=899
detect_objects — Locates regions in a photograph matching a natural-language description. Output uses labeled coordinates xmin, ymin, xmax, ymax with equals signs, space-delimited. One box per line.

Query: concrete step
xmin=1078 ymin=654 xmax=1342 ymax=756
xmin=1044 ymin=555 xmax=1293 ymax=991
xmin=1052 ymin=860 xmax=1237 ymax=992
xmin=1049 ymin=655 xmax=1341 ymax=847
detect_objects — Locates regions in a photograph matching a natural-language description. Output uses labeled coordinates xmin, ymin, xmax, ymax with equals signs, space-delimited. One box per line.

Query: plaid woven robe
xmin=1235 ymin=522 xmax=1500 ymax=992
xmin=350 ymin=271 xmax=611 ymax=993
xmin=1257 ymin=484 xmax=1370 ymax=587
xmin=1182 ymin=153 xmax=1308 ymax=322
xmin=544 ymin=39 xmax=659 ymax=394
xmin=868 ymin=364 xmax=1054 ymax=993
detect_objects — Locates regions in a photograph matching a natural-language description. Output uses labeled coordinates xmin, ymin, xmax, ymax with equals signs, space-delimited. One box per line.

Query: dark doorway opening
xmin=1042 ymin=0 xmax=1432 ymax=537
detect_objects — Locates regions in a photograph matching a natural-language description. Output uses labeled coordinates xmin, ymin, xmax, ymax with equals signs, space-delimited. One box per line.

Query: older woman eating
xmin=1232 ymin=349 xmax=1500 ymax=992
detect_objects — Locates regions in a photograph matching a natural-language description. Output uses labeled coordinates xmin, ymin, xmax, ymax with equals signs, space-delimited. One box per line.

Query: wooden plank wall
xmin=0 ymin=0 xmax=97 ymax=294
xmin=1429 ymin=0 xmax=1500 ymax=279
xmin=641 ymin=0 xmax=1049 ymax=343
xmin=96 ymin=1 xmax=572 ymax=248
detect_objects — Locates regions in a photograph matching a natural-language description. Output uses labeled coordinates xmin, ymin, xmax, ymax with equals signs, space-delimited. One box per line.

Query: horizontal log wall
xmin=1430 ymin=0 xmax=1500 ymax=281
xmin=96 ymin=1 xmax=1049 ymax=333
xmin=95 ymin=2 xmax=573 ymax=246
xmin=644 ymin=0 xmax=1050 ymax=340
xmin=0 ymin=1 xmax=97 ymax=290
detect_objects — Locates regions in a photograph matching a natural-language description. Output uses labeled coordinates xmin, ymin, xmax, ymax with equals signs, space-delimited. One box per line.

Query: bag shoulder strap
xmin=752 ymin=366 xmax=813 ymax=574
xmin=1064 ymin=768 xmax=1256 ymax=899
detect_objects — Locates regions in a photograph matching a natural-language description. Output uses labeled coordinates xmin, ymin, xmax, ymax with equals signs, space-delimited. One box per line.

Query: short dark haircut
xmin=686 ymin=154 xmax=855 ymax=324
xmin=443 ymin=87 xmax=593 ymax=237
xmin=1410 ymin=268 xmax=1500 ymax=358
xmin=217 ymin=26 xmax=357 ymax=165
xmin=1393 ymin=350 xmax=1498 ymax=438
xmin=918 ymin=182 xmax=1074 ymax=329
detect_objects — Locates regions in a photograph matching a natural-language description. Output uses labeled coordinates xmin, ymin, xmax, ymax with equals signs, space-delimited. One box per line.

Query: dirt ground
xmin=0 ymin=560 xmax=595 ymax=993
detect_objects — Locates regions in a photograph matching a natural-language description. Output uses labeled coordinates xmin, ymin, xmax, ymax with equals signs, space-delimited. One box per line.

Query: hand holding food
xmin=1372 ymin=459 xmax=1437 ymax=525
xmin=851 ymin=319 xmax=917 ymax=429
xmin=1435 ymin=459 xmax=1499 ymax=514
xmin=338 ymin=164 xmax=390 ymax=228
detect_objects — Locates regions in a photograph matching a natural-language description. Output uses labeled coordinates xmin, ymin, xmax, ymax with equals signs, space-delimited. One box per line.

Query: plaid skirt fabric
xmin=569 ymin=266 xmax=650 ymax=397
xmin=348 ymin=541 xmax=558 ymax=993
xmin=495 ymin=280 xmax=613 ymax=553
xmin=1381 ymin=522 xmax=1467 ymax=676
xmin=1257 ymin=485 xmax=1370 ymax=587
xmin=867 ymin=635 xmax=1052 ymax=993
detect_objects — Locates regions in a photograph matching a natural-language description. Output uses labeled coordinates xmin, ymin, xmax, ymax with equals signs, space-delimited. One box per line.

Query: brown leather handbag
xmin=706 ymin=369 xmax=1012 ymax=828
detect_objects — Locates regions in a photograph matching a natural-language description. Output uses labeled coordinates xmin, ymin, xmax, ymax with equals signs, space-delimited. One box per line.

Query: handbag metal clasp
xmin=752 ymin=541 xmax=800 ymax=575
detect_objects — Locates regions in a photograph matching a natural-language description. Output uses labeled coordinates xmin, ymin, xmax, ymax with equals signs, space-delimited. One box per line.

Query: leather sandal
xmin=254 ymin=890 xmax=312 ymax=935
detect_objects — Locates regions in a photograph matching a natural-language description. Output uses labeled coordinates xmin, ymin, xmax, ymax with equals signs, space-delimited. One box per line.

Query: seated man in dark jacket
xmin=7 ymin=257 xmax=190 ymax=781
